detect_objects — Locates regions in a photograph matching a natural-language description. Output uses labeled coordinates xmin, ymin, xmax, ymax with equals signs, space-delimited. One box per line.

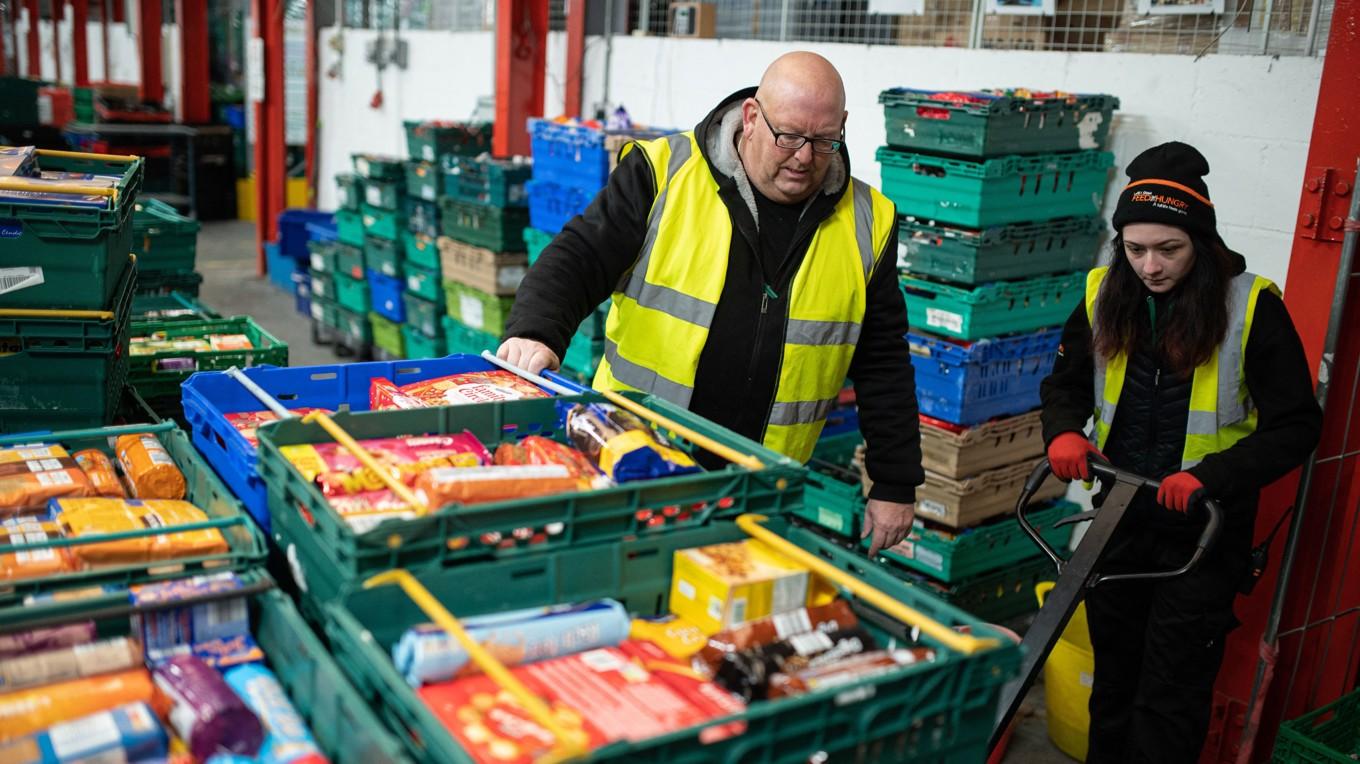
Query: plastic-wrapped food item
xmin=616 ymin=640 xmax=747 ymax=743
xmin=414 ymin=464 xmax=582 ymax=507
xmin=49 ymin=498 xmax=228 ymax=565
xmin=0 ymin=445 xmax=94 ymax=515
xmin=0 ymin=636 xmax=142 ymax=692
xmin=114 ymin=434 xmax=186 ymax=500
xmin=218 ymin=664 xmax=329 ymax=764
xmin=130 ymin=572 xmax=250 ymax=661
xmin=369 ymin=378 xmax=428 ymax=410
xmin=387 ymin=370 xmax=551 ymax=409
xmin=494 ymin=436 xmax=605 ymax=489
xmin=224 ymin=409 xmax=332 ymax=447
xmin=0 ymin=517 xmax=73 ymax=581
xmin=0 ymin=701 xmax=168 ymax=764
xmin=0 ymin=668 xmax=159 ymax=740
xmin=628 ymin=615 xmax=708 ymax=660
xmin=72 ymin=449 xmax=125 ymax=498
xmin=130 ymin=336 xmax=212 ymax=356
xmin=419 ymin=674 xmax=602 ymax=764
xmin=153 ymin=655 xmax=264 ymax=761
xmin=564 ymin=403 xmax=700 ymax=483
xmin=713 ymin=625 xmax=878 ymax=701
xmin=693 ymin=600 xmax=859 ymax=675
xmin=0 ymin=623 xmax=96 ymax=659
xmin=208 ymin=334 xmax=253 ymax=351
xmin=766 ymin=648 xmax=937 ymax=699
xmin=669 ymin=540 xmax=811 ymax=634
xmin=394 ymin=599 xmax=631 ymax=686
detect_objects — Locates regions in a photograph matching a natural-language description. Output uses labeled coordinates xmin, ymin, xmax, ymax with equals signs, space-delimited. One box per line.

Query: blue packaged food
xmin=130 ymin=572 xmax=251 ymax=660
xmin=0 ymin=701 xmax=168 ymax=763
xmin=0 ymin=146 xmax=37 ymax=177
xmin=218 ymin=664 xmax=329 ymax=764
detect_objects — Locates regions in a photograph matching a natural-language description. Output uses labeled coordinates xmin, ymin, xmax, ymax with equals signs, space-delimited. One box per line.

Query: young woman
xmin=1039 ymin=141 xmax=1322 ymax=763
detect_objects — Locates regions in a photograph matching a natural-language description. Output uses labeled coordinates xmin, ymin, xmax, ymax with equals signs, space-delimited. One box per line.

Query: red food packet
xmin=397 ymin=371 xmax=550 ymax=407
xmin=493 ymin=436 xmax=602 ymax=488
xmin=370 ymin=377 xmax=431 ymax=410
xmin=616 ymin=640 xmax=747 ymax=743
xmin=419 ymin=674 xmax=606 ymax=764
xmin=224 ymin=408 xmax=331 ymax=446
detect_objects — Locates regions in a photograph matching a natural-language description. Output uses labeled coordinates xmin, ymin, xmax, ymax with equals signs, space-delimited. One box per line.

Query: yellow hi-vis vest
xmin=592 ymin=131 xmax=896 ymax=463
xmin=1085 ymin=266 xmax=1280 ymax=469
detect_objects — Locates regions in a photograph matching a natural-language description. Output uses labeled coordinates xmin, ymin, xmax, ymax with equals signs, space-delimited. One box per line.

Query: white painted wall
xmin=315 ymin=28 xmax=1322 ymax=287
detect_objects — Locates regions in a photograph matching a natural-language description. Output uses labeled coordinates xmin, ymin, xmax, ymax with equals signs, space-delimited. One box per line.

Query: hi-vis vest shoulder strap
xmin=592 ymin=131 xmax=896 ymax=463
xmin=1084 ymin=266 xmax=1280 ymax=469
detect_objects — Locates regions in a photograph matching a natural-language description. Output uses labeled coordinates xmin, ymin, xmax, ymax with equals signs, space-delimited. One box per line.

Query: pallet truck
xmin=987 ymin=457 xmax=1224 ymax=755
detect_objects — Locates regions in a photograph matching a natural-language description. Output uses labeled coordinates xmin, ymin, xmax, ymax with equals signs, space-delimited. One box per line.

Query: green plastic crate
xmin=443 ymin=155 xmax=533 ymax=207
xmin=0 ymin=76 xmax=44 ymax=125
xmin=402 ymin=291 xmax=443 ymax=338
xmin=899 ymin=216 xmax=1104 ymax=286
xmin=578 ymin=301 xmax=609 ymax=339
xmin=404 ymin=262 xmax=441 ymax=303
xmin=1273 ymin=687 xmax=1360 ymax=762
xmin=524 ymin=226 xmax=553 ymax=264
xmin=440 ymin=316 xmax=498 ymax=355
xmin=334 ymin=303 xmax=373 ymax=344
xmin=885 ymin=554 xmax=1055 ymax=624
xmin=336 ymin=209 xmax=365 ymax=247
xmin=308 ymin=239 xmax=339 ymax=274
xmin=135 ymin=269 xmax=203 ymax=297
xmin=310 ymin=295 xmax=340 ymax=327
xmin=369 ymin=312 xmax=405 ymax=357
xmin=811 ymin=430 xmax=863 ymax=469
xmin=0 ymin=421 xmax=265 ymax=614
xmin=362 ymin=204 xmax=400 ymax=241
xmin=404 ymin=231 xmax=441 ymax=271
xmin=400 ymin=323 xmax=446 ymax=359
xmin=319 ymin=512 xmax=1019 ymax=764
xmin=563 ymin=329 xmax=603 ymax=378
xmin=353 ymin=153 xmax=405 ymax=181
xmin=443 ymin=280 xmax=514 ymax=336
xmin=405 ymin=198 xmax=440 ymax=239
xmin=336 ymin=173 xmax=364 ymax=211
xmin=0 ymin=152 xmax=145 ymax=310
xmin=437 ymin=197 xmax=529 ymax=252
xmin=363 ymin=177 xmax=404 ymax=211
xmin=127 ymin=316 xmax=289 ymax=401
xmin=336 ymin=242 xmax=366 ymax=280
xmin=403 ymin=120 xmax=493 ymax=162
xmin=130 ymin=291 xmax=219 ymax=322
xmin=878 ymin=88 xmax=1119 ymax=158
xmin=404 ymin=161 xmax=441 ymax=202
xmin=335 ymin=272 xmax=371 ymax=314
xmin=130 ymin=198 xmax=200 ymax=273
xmin=900 ymin=270 xmax=1084 ymax=341
xmin=364 ymin=234 xmax=402 ymax=278
xmin=309 ymin=269 xmax=336 ymax=303
xmin=878 ymin=147 xmax=1115 ymax=228
xmin=258 ymin=392 xmax=808 ymax=606
xmin=0 ymin=259 xmax=136 ymax=433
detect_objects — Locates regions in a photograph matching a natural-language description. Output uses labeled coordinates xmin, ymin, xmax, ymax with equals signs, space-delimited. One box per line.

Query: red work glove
xmin=1157 ymin=472 xmax=1205 ymax=513
xmin=1047 ymin=432 xmax=1104 ymax=482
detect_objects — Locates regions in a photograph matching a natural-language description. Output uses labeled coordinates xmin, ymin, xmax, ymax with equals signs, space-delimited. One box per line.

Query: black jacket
xmin=505 ymin=87 xmax=924 ymax=503
xmin=1040 ymin=255 xmax=1322 ymax=529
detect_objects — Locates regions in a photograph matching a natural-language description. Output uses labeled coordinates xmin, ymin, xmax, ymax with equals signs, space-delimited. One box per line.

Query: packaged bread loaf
xmin=73 ymin=449 xmax=126 ymax=498
xmin=114 ymin=434 xmax=186 ymax=500
xmin=564 ymin=403 xmax=700 ymax=483
xmin=50 ymin=498 xmax=228 ymax=564
xmin=0 ymin=445 xmax=94 ymax=515
xmin=0 ymin=518 xmax=73 ymax=581
xmin=0 ymin=636 xmax=142 ymax=692
xmin=414 ymin=464 xmax=582 ymax=507
xmin=0 ymin=668 xmax=160 ymax=741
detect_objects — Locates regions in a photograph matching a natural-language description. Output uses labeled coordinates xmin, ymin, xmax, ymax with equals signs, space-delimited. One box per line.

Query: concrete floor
xmin=197 ymin=219 xmax=1079 ymax=764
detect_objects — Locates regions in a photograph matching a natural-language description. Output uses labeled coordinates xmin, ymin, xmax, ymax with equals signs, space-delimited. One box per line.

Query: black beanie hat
xmin=1110 ymin=142 xmax=1217 ymax=240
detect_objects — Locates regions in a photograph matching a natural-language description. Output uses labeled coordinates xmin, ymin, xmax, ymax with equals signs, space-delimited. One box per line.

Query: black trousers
xmin=1083 ymin=495 xmax=1252 ymax=764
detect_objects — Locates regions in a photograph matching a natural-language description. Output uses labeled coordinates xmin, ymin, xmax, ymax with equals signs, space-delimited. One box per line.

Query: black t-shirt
xmin=751 ymin=184 xmax=806 ymax=280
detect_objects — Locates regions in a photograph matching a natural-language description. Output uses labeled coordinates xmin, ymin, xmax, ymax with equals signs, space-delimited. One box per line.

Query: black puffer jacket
xmin=1040 ymin=254 xmax=1322 ymax=531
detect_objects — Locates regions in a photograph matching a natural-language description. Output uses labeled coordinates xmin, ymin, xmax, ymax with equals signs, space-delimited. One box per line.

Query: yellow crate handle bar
xmin=364 ymin=569 xmax=588 ymax=764
xmin=300 ymin=410 xmax=430 ymax=516
xmin=0 ymin=176 xmax=118 ymax=200
xmin=0 ymin=307 xmax=115 ymax=320
xmin=736 ymin=514 xmax=1000 ymax=655
xmin=480 ymin=350 xmax=766 ymax=472
xmin=35 ymin=148 xmax=140 ymax=163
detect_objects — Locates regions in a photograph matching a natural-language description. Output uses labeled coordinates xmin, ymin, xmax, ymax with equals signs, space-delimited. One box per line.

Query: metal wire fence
xmin=338 ymin=0 xmax=1329 ymax=56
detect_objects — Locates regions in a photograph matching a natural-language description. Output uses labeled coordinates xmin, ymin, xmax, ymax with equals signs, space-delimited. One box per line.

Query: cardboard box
xmin=914 ymin=457 xmax=1066 ymax=529
xmin=669 ymin=540 xmax=810 ymax=634
xmin=436 ymin=235 xmax=527 ymax=296
xmin=920 ymin=411 xmax=1046 ymax=479
xmin=669 ymin=2 xmax=716 ymax=38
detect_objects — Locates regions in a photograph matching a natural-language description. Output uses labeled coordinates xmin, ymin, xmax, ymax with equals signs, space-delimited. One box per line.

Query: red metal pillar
xmin=1205 ymin=0 xmax=1360 ymax=760
xmin=177 ymin=0 xmax=209 ymax=123
xmin=138 ymin=0 xmax=162 ymax=103
xmin=25 ymin=0 xmax=39 ymax=78
xmin=493 ymin=0 xmax=547 ymax=158
xmin=253 ymin=0 xmax=286 ymax=274
xmin=563 ymin=0 xmax=585 ymax=119
xmin=72 ymin=0 xmax=89 ymax=86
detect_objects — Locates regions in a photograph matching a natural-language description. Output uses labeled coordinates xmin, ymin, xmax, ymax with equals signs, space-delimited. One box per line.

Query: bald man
xmin=501 ymin=53 xmax=923 ymax=555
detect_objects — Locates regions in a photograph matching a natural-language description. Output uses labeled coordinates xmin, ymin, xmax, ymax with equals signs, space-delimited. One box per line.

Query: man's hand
xmin=496 ymin=338 xmax=560 ymax=375
xmin=862 ymin=499 xmax=915 ymax=557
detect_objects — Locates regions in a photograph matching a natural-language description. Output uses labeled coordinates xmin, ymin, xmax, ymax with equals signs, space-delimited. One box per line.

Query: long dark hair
xmin=1092 ymin=231 xmax=1235 ymax=373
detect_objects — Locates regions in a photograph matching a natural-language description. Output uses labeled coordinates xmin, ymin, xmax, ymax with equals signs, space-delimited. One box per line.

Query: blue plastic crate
xmin=821 ymin=404 xmax=860 ymax=438
xmin=180 ymin=358 xmax=573 ymax=529
xmin=366 ymin=269 xmax=406 ymax=323
xmin=278 ymin=209 xmax=336 ymax=261
xmin=526 ymin=179 xmax=592 ymax=234
xmin=306 ymin=218 xmax=339 ymax=244
xmin=292 ymin=271 xmax=311 ymax=316
xmin=265 ymin=241 xmax=293 ymax=291
xmin=910 ymin=327 xmax=1061 ymax=426
xmin=527 ymin=120 xmax=611 ymax=191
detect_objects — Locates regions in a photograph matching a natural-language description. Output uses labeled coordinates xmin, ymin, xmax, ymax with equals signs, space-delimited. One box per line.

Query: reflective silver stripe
xmin=631 ymin=280 xmax=717 ymax=327
xmin=603 ymin=339 xmax=694 ymax=407
xmin=1212 ymin=273 xmax=1256 ymax=429
xmin=623 ymin=134 xmax=695 ymax=301
xmin=851 ymin=179 xmax=876 ymax=280
xmin=786 ymin=318 xmax=861 ymax=347
xmin=768 ymin=397 xmax=838 ymax=426
xmin=1186 ymin=410 xmax=1219 ymax=435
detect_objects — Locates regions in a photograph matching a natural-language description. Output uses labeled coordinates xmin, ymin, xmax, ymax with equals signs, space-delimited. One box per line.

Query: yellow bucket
xmin=1036 ymin=581 xmax=1094 ymax=761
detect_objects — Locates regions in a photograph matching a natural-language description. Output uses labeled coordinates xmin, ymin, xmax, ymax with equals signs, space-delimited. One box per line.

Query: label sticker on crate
xmin=914 ymin=546 xmax=944 ymax=572
xmin=407 ymin=275 xmax=422 ymax=292
xmin=497 ymin=266 xmax=528 ymax=291
xmin=925 ymin=308 xmax=964 ymax=334
xmin=355 ymin=157 xmax=371 ymax=177
xmin=817 ymin=507 xmax=847 ymax=535
xmin=310 ymin=278 xmax=326 ymax=298
xmin=311 ymin=302 xmax=325 ymax=321
xmin=422 ymin=146 xmax=434 ymax=162
xmin=0 ymin=267 xmax=43 ymax=295
xmin=0 ymin=219 xmax=22 ymax=239
xmin=365 ymin=185 xmax=383 ymax=207
xmin=421 ymin=186 xmax=435 ymax=202
xmin=311 ymin=253 xmax=324 ymax=271
xmin=459 ymin=295 xmax=485 ymax=330
xmin=916 ymin=499 xmax=948 ymax=520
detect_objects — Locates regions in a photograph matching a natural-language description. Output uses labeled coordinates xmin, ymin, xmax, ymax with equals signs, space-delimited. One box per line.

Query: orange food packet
xmin=51 ymin=498 xmax=227 ymax=565
xmin=414 ymin=465 xmax=582 ymax=507
xmin=0 ymin=445 xmax=94 ymax=516
xmin=0 ymin=668 xmax=159 ymax=741
xmin=0 ymin=517 xmax=74 ymax=582
xmin=115 ymin=434 xmax=186 ymax=500
xmin=74 ymin=449 xmax=126 ymax=498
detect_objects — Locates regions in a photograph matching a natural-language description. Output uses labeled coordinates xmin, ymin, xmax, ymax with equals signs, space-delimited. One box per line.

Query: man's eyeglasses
xmin=753 ymin=99 xmax=843 ymax=155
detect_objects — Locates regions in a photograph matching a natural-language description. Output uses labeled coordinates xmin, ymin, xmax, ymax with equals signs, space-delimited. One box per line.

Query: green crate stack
xmin=129 ymin=198 xmax=202 ymax=294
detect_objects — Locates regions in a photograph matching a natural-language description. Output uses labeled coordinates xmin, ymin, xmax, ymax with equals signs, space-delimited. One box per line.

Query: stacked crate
xmin=311 ymin=171 xmax=375 ymax=357
xmin=129 ymin=198 xmax=204 ymax=297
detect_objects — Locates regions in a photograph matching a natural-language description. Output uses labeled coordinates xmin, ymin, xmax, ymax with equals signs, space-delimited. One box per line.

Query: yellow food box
xmin=669 ymin=540 xmax=810 ymax=634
